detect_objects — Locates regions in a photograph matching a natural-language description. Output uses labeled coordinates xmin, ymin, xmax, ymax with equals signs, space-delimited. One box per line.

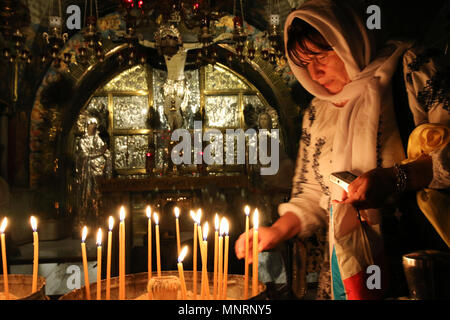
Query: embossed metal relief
xmin=113 ymin=96 xmax=149 ymax=130
xmin=114 ymin=135 xmax=148 ymax=169
xmin=205 ymin=95 xmax=239 ymax=127
xmin=103 ymin=65 xmax=148 ymax=92
xmin=205 ymin=64 xmax=249 ymax=90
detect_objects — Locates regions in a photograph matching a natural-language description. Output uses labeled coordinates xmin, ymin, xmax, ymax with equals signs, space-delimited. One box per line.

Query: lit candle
xmin=218 ymin=217 xmax=225 ymax=299
xmin=106 ymin=216 xmax=114 ymax=300
xmin=196 ymin=209 xmax=204 ymax=262
xmin=213 ymin=214 xmax=219 ymax=300
xmin=174 ymin=206 xmax=181 ymax=256
xmin=177 ymin=246 xmax=188 ymax=300
xmin=244 ymin=205 xmax=250 ymax=299
xmin=190 ymin=210 xmax=198 ymax=300
xmin=1 ymin=217 xmax=9 ymax=300
xmin=222 ymin=218 xmax=230 ymax=300
xmin=81 ymin=226 xmax=91 ymax=300
xmin=119 ymin=206 xmax=126 ymax=300
xmin=154 ymin=212 xmax=161 ymax=277
xmin=201 ymin=222 xmax=210 ymax=300
xmin=96 ymin=228 xmax=102 ymax=300
xmin=30 ymin=216 xmax=39 ymax=293
xmin=252 ymin=209 xmax=259 ymax=296
xmin=146 ymin=206 xmax=152 ymax=284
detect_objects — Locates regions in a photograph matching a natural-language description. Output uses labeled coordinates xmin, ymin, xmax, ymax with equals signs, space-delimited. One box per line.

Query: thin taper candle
xmin=119 ymin=206 xmax=126 ymax=300
xmin=154 ymin=213 xmax=161 ymax=277
xmin=96 ymin=228 xmax=102 ymax=300
xmin=244 ymin=205 xmax=250 ymax=299
xmin=106 ymin=216 xmax=113 ymax=300
xmin=222 ymin=219 xmax=230 ymax=300
xmin=252 ymin=209 xmax=259 ymax=297
xmin=81 ymin=226 xmax=91 ymax=300
xmin=213 ymin=214 xmax=219 ymax=300
xmin=201 ymin=222 xmax=210 ymax=300
xmin=1 ymin=218 xmax=9 ymax=300
xmin=146 ymin=206 xmax=152 ymax=284
xmin=218 ymin=217 xmax=225 ymax=299
xmin=190 ymin=210 xmax=198 ymax=300
xmin=174 ymin=207 xmax=181 ymax=256
xmin=30 ymin=216 xmax=39 ymax=293
xmin=177 ymin=246 xmax=188 ymax=300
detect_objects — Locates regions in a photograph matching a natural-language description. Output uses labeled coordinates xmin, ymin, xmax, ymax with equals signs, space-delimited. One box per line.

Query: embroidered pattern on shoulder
xmin=312 ymin=138 xmax=330 ymax=196
xmin=292 ymin=128 xmax=311 ymax=197
xmin=376 ymin=115 xmax=383 ymax=168
xmin=417 ymin=71 xmax=450 ymax=113
xmin=407 ymin=48 xmax=440 ymax=72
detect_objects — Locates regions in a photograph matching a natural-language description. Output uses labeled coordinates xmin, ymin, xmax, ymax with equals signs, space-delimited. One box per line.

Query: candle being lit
xmin=244 ymin=205 xmax=250 ymax=299
xmin=154 ymin=212 xmax=161 ymax=277
xmin=1 ymin=217 xmax=9 ymax=300
xmin=201 ymin=222 xmax=210 ymax=300
xmin=196 ymin=209 xmax=204 ymax=262
xmin=222 ymin=218 xmax=230 ymax=300
xmin=213 ymin=214 xmax=219 ymax=300
xmin=119 ymin=206 xmax=126 ymax=300
xmin=252 ymin=209 xmax=259 ymax=297
xmin=81 ymin=226 xmax=91 ymax=300
xmin=218 ymin=217 xmax=225 ymax=299
xmin=177 ymin=246 xmax=188 ymax=300
xmin=30 ymin=216 xmax=39 ymax=293
xmin=190 ymin=210 xmax=198 ymax=300
xmin=96 ymin=228 xmax=102 ymax=300
xmin=146 ymin=206 xmax=152 ymax=285
xmin=106 ymin=216 xmax=114 ymax=300
xmin=174 ymin=207 xmax=181 ymax=256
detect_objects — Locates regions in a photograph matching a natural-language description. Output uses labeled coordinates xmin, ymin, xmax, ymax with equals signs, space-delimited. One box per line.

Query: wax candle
xmin=218 ymin=217 xmax=225 ymax=299
xmin=213 ymin=214 xmax=219 ymax=300
xmin=244 ymin=205 xmax=250 ymax=299
xmin=119 ymin=206 xmax=126 ymax=300
xmin=30 ymin=216 xmax=39 ymax=293
xmin=96 ymin=228 xmax=102 ymax=300
xmin=177 ymin=246 xmax=188 ymax=300
xmin=190 ymin=210 xmax=198 ymax=299
xmin=154 ymin=212 xmax=161 ymax=277
xmin=1 ymin=217 xmax=9 ymax=300
xmin=106 ymin=216 xmax=114 ymax=300
xmin=196 ymin=209 xmax=204 ymax=262
xmin=222 ymin=218 xmax=230 ymax=300
xmin=146 ymin=206 xmax=152 ymax=284
xmin=174 ymin=206 xmax=181 ymax=256
xmin=81 ymin=226 xmax=91 ymax=300
xmin=252 ymin=209 xmax=259 ymax=296
xmin=201 ymin=222 xmax=210 ymax=300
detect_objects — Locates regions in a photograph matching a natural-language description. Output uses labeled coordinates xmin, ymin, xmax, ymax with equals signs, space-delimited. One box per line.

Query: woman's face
xmin=294 ymin=40 xmax=350 ymax=94
xmin=259 ymin=113 xmax=271 ymax=129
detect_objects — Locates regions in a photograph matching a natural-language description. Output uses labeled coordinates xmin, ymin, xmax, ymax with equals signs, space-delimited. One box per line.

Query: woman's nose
xmin=307 ymin=61 xmax=325 ymax=81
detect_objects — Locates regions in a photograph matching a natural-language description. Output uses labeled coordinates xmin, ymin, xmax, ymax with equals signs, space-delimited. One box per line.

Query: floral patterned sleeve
xmin=402 ymin=47 xmax=450 ymax=188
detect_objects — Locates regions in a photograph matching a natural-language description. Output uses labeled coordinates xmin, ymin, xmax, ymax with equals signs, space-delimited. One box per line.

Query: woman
xmin=235 ymin=0 xmax=449 ymax=299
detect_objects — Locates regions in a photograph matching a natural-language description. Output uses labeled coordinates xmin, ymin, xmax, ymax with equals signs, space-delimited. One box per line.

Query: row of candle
xmin=0 ymin=203 xmax=260 ymax=300
xmin=0 ymin=216 xmax=40 ymax=300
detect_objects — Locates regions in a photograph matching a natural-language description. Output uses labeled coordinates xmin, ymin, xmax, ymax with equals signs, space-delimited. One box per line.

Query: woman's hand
xmin=332 ymin=167 xmax=396 ymax=210
xmin=234 ymin=226 xmax=282 ymax=264
xmin=234 ymin=212 xmax=302 ymax=263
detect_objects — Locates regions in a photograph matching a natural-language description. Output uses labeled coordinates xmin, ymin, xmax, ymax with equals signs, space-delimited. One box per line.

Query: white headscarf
xmin=285 ymin=0 xmax=411 ymax=233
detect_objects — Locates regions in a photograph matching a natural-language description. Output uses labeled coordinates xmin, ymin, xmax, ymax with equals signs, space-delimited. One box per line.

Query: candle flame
xmin=0 ymin=217 xmax=7 ymax=233
xmin=82 ymin=226 xmax=88 ymax=242
xmin=190 ymin=210 xmax=197 ymax=223
xmin=253 ymin=209 xmax=259 ymax=230
xmin=108 ymin=216 xmax=114 ymax=231
xmin=146 ymin=205 xmax=151 ymax=218
xmin=178 ymin=246 xmax=188 ymax=263
xmin=96 ymin=228 xmax=102 ymax=246
xmin=119 ymin=206 xmax=126 ymax=221
xmin=196 ymin=209 xmax=202 ymax=224
xmin=214 ymin=214 xmax=219 ymax=231
xmin=203 ymin=222 xmax=209 ymax=241
xmin=220 ymin=217 xmax=228 ymax=236
xmin=244 ymin=205 xmax=250 ymax=216
xmin=174 ymin=206 xmax=180 ymax=218
xmin=153 ymin=212 xmax=159 ymax=225
xmin=30 ymin=216 xmax=38 ymax=232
